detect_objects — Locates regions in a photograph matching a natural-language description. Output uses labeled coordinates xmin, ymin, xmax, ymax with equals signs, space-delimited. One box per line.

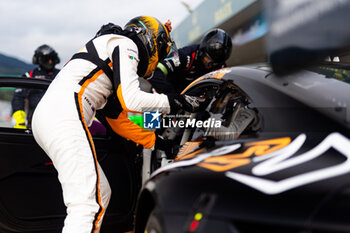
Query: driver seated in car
xmin=148 ymin=28 xmax=232 ymax=94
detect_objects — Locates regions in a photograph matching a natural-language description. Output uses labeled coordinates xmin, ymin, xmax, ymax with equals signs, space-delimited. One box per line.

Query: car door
xmin=0 ymin=76 xmax=141 ymax=233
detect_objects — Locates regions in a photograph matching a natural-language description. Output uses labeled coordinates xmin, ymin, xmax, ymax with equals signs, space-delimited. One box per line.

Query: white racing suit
xmin=32 ymin=34 xmax=170 ymax=233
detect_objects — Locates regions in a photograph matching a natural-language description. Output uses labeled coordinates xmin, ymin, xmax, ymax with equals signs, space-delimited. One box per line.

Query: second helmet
xmin=32 ymin=44 xmax=60 ymax=71
xmin=199 ymin=28 xmax=232 ymax=65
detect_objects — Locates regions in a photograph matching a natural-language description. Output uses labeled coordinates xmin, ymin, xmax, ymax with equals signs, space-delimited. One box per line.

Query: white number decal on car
xmin=226 ymin=132 xmax=350 ymax=195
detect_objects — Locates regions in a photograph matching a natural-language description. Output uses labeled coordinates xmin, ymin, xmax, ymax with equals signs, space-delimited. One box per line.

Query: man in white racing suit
xmin=31 ymin=16 xmax=203 ymax=233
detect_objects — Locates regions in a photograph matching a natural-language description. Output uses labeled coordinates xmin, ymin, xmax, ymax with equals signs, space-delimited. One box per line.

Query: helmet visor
xmin=40 ymin=54 xmax=54 ymax=64
xmin=157 ymin=31 xmax=178 ymax=60
xmin=39 ymin=54 xmax=55 ymax=70
xmin=167 ymin=41 xmax=179 ymax=61
xmin=202 ymin=52 xmax=221 ymax=69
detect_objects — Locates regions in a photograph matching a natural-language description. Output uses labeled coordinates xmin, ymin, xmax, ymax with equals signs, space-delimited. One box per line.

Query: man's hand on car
xmin=155 ymin=134 xmax=176 ymax=158
xmin=167 ymin=94 xmax=206 ymax=113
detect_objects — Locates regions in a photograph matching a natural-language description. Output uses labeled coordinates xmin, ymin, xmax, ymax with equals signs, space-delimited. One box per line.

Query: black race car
xmin=1 ymin=62 xmax=350 ymax=233
xmin=134 ymin=64 xmax=350 ymax=233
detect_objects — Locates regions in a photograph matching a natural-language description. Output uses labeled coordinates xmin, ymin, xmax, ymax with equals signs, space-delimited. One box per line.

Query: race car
xmin=1 ymin=61 xmax=350 ymax=233
xmin=134 ymin=63 xmax=350 ymax=233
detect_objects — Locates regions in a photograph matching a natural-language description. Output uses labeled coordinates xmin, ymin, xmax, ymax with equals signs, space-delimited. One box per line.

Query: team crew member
xmin=149 ymin=28 xmax=233 ymax=94
xmin=31 ymin=16 xmax=203 ymax=233
xmin=11 ymin=44 xmax=60 ymax=128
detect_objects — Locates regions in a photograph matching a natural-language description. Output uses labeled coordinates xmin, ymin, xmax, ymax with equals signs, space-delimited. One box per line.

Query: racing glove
xmin=167 ymin=94 xmax=205 ymax=114
xmin=12 ymin=110 xmax=27 ymax=129
xmin=155 ymin=134 xmax=175 ymax=158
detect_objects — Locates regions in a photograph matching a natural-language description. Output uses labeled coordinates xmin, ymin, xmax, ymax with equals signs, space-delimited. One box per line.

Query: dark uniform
xmin=150 ymin=45 xmax=224 ymax=93
xmin=149 ymin=28 xmax=233 ymax=94
xmin=11 ymin=68 xmax=59 ymax=127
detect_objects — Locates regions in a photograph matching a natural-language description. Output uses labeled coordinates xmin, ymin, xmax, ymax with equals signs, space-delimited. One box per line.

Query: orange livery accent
xmin=198 ymin=137 xmax=291 ymax=172
xmin=175 ymin=142 xmax=202 ymax=160
xmin=181 ymin=73 xmax=225 ymax=95
xmin=245 ymin=137 xmax=291 ymax=156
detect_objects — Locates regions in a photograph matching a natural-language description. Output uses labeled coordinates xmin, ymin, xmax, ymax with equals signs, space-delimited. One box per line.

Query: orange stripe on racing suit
xmin=116 ymin=84 xmax=142 ymax=114
xmin=77 ymin=69 xmax=105 ymax=233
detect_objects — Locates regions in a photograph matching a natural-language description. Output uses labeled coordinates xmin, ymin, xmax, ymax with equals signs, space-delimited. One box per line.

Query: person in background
xmin=11 ymin=44 xmax=60 ymax=129
xmin=31 ymin=16 xmax=203 ymax=233
xmin=148 ymin=28 xmax=233 ymax=94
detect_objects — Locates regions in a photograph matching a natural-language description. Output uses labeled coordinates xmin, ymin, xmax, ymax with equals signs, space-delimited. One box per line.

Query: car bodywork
xmin=134 ymin=65 xmax=350 ymax=233
xmin=1 ymin=63 xmax=350 ymax=233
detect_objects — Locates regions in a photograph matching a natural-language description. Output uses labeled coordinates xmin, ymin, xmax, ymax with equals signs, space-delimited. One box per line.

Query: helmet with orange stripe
xmin=124 ymin=16 xmax=176 ymax=78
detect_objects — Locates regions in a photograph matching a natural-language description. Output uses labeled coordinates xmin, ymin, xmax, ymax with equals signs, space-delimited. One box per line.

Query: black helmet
xmin=199 ymin=28 xmax=232 ymax=65
xmin=32 ymin=44 xmax=60 ymax=71
xmin=124 ymin=16 xmax=174 ymax=77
